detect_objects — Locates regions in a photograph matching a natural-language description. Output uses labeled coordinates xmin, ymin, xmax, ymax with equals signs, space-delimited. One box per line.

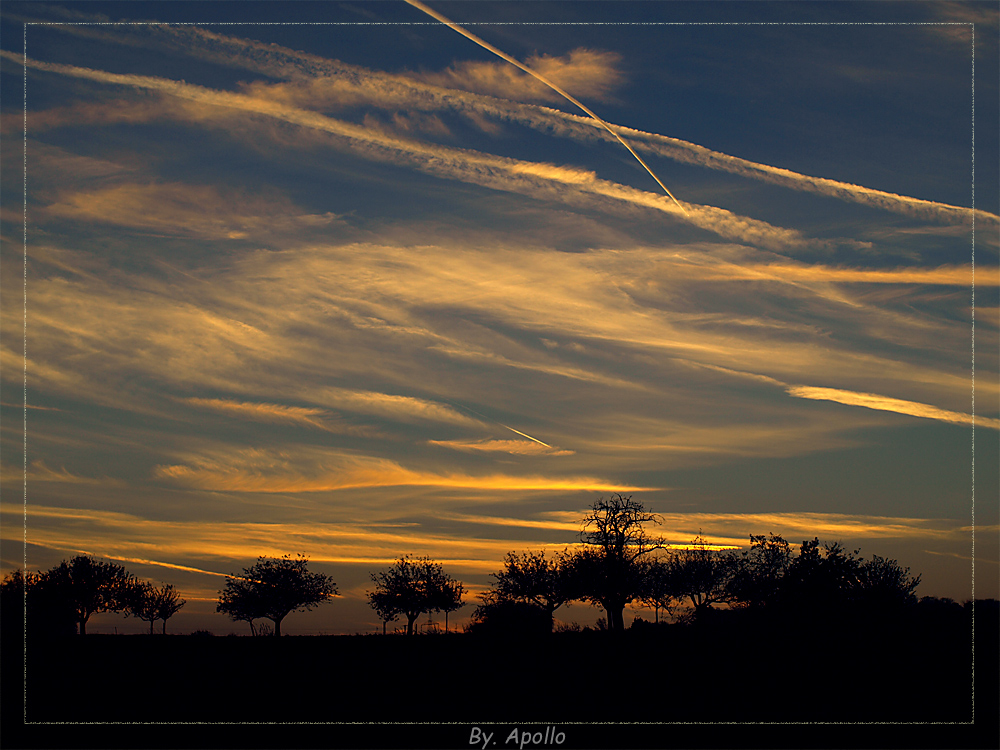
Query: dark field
xmin=3 ymin=607 xmax=998 ymax=749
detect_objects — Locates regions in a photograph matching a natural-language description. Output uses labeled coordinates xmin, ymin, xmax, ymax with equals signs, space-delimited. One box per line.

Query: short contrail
xmin=404 ymin=0 xmax=687 ymax=214
xmin=442 ymin=399 xmax=552 ymax=447
xmin=497 ymin=424 xmax=552 ymax=448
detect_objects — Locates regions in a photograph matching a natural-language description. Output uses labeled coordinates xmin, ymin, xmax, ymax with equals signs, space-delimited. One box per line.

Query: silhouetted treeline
xmin=0 ymin=496 xmax=967 ymax=640
xmin=0 ymin=555 xmax=185 ymax=637
xmin=466 ymin=496 xmax=925 ymax=635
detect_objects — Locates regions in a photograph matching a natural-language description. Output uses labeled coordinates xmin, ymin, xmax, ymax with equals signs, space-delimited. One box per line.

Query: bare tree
xmin=217 ymin=555 xmax=336 ymax=636
xmin=573 ymin=494 xmax=666 ymax=633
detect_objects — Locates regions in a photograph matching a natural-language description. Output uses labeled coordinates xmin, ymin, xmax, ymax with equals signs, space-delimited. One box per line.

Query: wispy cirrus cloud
xmin=183 ymin=398 xmax=341 ymax=432
xmin=3 ymin=49 xmax=856 ymax=252
xmin=45 ymin=182 xmax=341 ymax=240
xmin=428 ymin=438 xmax=575 ymax=456
xmin=786 ymin=386 xmax=998 ymax=430
xmin=411 ymin=47 xmax=626 ymax=104
xmin=39 ymin=22 xmax=986 ymax=227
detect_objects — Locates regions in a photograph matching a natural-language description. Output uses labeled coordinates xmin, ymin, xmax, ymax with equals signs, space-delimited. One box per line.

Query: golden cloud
xmin=787 ymin=386 xmax=999 ymax=430
xmin=428 ymin=438 xmax=575 ymax=456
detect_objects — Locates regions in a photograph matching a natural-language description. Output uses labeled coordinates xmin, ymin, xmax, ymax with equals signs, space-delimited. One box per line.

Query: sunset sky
xmin=1 ymin=0 xmax=997 ymax=635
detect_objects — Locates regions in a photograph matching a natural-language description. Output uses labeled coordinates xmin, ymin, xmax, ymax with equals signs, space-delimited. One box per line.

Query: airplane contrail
xmin=404 ymin=0 xmax=687 ymax=215
xmin=498 ymin=424 xmax=553 ymax=448
xmin=441 ymin=399 xmax=553 ymax=447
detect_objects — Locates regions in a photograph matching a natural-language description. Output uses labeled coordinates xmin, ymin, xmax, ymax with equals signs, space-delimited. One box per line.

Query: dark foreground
xmin=3 ymin=607 xmax=998 ymax=749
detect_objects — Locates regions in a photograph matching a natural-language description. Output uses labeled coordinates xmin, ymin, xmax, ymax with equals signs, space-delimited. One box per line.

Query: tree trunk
xmin=406 ymin=613 xmax=418 ymax=635
xmin=383 ymin=620 xmax=386 ymax=635
xmin=445 ymin=611 xmax=448 ymax=633
xmin=161 ymin=618 xmax=167 ymax=635
xmin=79 ymin=617 xmax=87 ymax=636
xmin=273 ymin=617 xmax=282 ymax=636
xmin=603 ymin=600 xmax=625 ymax=633
xmin=149 ymin=620 xmax=155 ymax=635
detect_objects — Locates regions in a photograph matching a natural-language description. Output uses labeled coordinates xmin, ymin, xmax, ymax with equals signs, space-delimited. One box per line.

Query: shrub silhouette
xmin=480 ymin=550 xmax=575 ymax=632
xmin=467 ymin=599 xmax=551 ymax=637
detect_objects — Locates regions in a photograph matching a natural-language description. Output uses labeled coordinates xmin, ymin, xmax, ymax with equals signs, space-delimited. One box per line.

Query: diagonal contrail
xmin=441 ymin=399 xmax=552 ymax=447
xmin=404 ymin=0 xmax=687 ymax=215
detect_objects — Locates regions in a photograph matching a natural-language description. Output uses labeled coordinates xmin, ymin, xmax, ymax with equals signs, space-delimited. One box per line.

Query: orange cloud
xmin=412 ymin=48 xmax=625 ymax=104
xmin=786 ymin=386 xmax=999 ymax=430
xmin=686 ymin=263 xmax=987 ymax=287
xmin=428 ymin=438 xmax=575 ymax=456
xmin=184 ymin=397 xmax=337 ymax=432
xmin=45 ymin=182 xmax=340 ymax=239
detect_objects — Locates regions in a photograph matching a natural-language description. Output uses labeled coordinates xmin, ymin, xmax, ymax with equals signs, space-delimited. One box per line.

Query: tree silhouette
xmin=36 ymin=556 xmax=135 ymax=635
xmin=662 ymin=535 xmax=733 ymax=621
xmin=726 ymin=533 xmax=792 ymax=610
xmin=855 ymin=554 xmax=921 ymax=609
xmin=781 ymin=538 xmax=863 ymax=612
xmin=127 ymin=581 xmax=162 ymax=634
xmin=637 ymin=556 xmax=676 ymax=624
xmin=216 ymin=571 xmax=265 ymax=635
xmin=154 ymin=583 xmax=186 ymax=634
xmin=217 ymin=555 xmax=336 ymax=636
xmin=573 ymin=494 xmax=666 ymax=633
xmin=129 ymin=581 xmax=187 ymax=634
xmin=481 ymin=550 xmax=575 ymax=632
xmin=429 ymin=575 xmax=465 ymax=633
xmin=367 ymin=556 xmax=464 ymax=635
xmin=468 ymin=598 xmax=552 ymax=636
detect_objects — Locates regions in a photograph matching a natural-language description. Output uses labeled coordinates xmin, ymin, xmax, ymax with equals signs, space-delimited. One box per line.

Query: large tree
xmin=574 ymin=494 xmax=666 ymax=633
xmin=37 ymin=556 xmax=135 ymax=635
xmin=217 ymin=555 xmax=337 ymax=636
xmin=480 ymin=550 xmax=575 ymax=632
xmin=367 ymin=556 xmax=464 ymax=635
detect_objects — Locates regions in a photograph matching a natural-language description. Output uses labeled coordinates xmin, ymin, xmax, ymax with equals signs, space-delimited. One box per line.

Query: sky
xmin=0 ymin=0 xmax=997 ymax=635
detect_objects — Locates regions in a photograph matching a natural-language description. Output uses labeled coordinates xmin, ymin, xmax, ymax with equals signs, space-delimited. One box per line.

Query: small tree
xmin=855 ymin=554 xmax=921 ymax=609
xmin=638 ymin=556 xmax=676 ymax=624
xmin=726 ymin=534 xmax=792 ymax=610
xmin=127 ymin=581 xmax=161 ymax=635
xmin=575 ymin=494 xmax=666 ymax=633
xmin=668 ymin=535 xmax=735 ymax=620
xmin=781 ymin=538 xmax=862 ymax=612
xmin=367 ymin=556 xmax=464 ymax=635
xmin=216 ymin=572 xmax=265 ymax=635
xmin=154 ymin=583 xmax=186 ymax=634
xmin=217 ymin=555 xmax=336 ymax=636
xmin=429 ymin=575 xmax=465 ymax=633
